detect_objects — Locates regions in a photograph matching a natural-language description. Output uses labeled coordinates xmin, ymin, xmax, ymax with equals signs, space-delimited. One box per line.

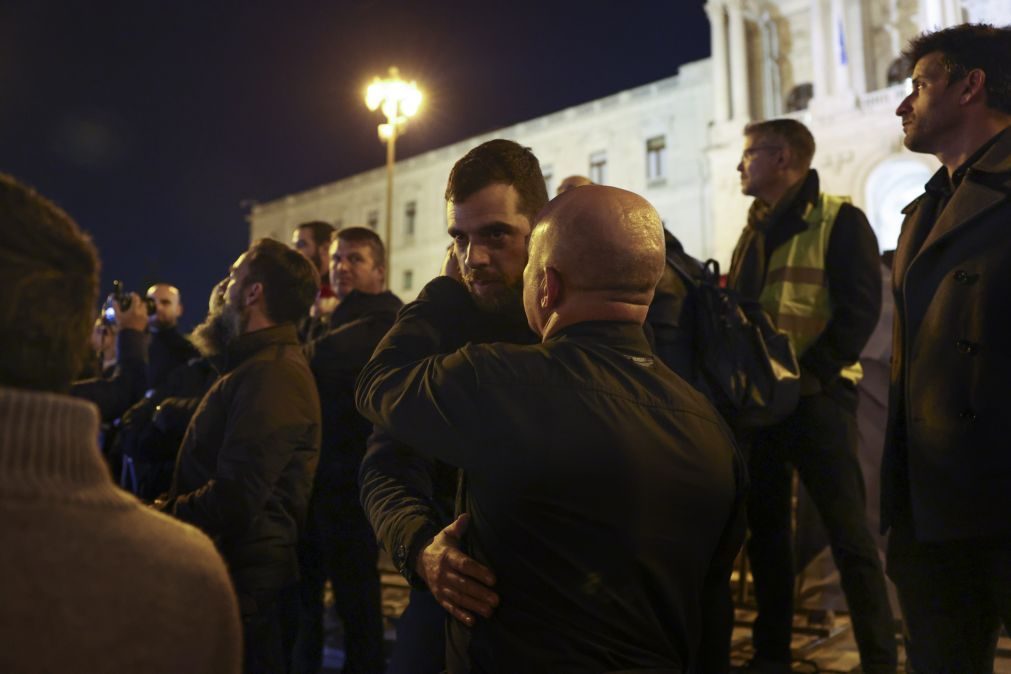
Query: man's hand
xmin=115 ymin=292 xmax=149 ymax=332
xmin=440 ymin=245 xmax=464 ymax=283
xmin=416 ymin=513 xmax=498 ymax=626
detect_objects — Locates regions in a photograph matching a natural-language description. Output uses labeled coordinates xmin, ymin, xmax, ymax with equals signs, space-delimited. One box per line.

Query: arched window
xmin=864 ymin=158 xmax=933 ymax=252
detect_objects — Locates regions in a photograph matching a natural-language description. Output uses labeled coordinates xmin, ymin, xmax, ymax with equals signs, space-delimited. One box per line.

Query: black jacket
xmin=147 ymin=325 xmax=199 ymax=390
xmin=882 ymin=127 xmax=1011 ymax=541
xmin=356 ymin=278 xmax=746 ymax=674
xmin=645 ymin=229 xmax=703 ymax=386
xmin=358 ymin=283 xmax=537 ymax=585
xmin=163 ymin=324 xmax=321 ymax=592
xmin=304 ymin=290 xmax=402 ymax=489
xmin=728 ymin=170 xmax=882 ymax=392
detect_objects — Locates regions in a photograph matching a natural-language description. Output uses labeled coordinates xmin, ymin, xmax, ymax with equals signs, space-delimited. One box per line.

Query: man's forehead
xmin=333 ymin=240 xmax=372 ymax=257
xmin=446 ymin=183 xmax=527 ymax=230
xmin=912 ymin=52 xmax=946 ymax=78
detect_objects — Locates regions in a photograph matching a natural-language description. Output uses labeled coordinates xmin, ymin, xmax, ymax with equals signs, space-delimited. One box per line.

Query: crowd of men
xmin=0 ymin=22 xmax=1009 ymax=674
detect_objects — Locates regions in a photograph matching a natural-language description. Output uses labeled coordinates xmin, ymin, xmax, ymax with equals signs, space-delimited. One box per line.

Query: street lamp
xmin=364 ymin=66 xmax=422 ymax=277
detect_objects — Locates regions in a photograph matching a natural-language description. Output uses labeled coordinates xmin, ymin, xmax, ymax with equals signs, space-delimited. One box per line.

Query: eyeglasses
xmin=740 ymin=145 xmax=782 ymax=162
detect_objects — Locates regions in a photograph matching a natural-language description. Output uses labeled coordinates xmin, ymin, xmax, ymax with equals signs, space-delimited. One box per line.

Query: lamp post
xmin=365 ymin=67 xmax=422 ymax=277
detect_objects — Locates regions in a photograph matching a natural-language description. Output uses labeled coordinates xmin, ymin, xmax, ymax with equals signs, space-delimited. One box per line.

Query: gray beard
xmin=190 ymin=301 xmax=243 ymax=357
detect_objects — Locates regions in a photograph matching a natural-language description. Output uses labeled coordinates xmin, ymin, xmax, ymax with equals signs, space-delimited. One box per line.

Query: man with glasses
xmin=727 ymin=119 xmax=895 ymax=674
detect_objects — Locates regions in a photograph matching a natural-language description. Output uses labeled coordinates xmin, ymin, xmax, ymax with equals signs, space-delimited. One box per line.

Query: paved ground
xmin=312 ymin=556 xmax=1011 ymax=673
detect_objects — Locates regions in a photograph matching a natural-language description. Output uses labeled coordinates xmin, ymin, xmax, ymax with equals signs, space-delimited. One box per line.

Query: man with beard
xmin=885 ymin=24 xmax=1011 ymax=671
xmin=157 ymin=239 xmax=322 ymax=674
xmin=291 ymin=227 xmax=402 ymax=674
xmin=356 ymin=186 xmax=744 ymax=673
xmin=359 ymin=139 xmax=545 ymax=673
xmin=145 ymin=283 xmax=198 ymax=389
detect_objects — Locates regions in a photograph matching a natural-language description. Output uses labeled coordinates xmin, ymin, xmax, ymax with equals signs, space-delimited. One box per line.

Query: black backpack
xmin=666 ymin=254 xmax=800 ymax=428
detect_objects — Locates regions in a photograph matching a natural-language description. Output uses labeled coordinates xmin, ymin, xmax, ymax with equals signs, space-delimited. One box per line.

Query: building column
xmin=727 ymin=0 xmax=750 ymax=122
xmin=922 ymin=0 xmax=963 ymax=29
xmin=810 ymin=0 xmax=831 ymax=99
xmin=705 ymin=1 xmax=731 ymax=123
xmin=829 ymin=0 xmax=852 ymax=95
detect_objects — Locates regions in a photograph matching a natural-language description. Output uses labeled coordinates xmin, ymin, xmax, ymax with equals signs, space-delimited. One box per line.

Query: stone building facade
xmin=249 ymin=0 xmax=1010 ymax=301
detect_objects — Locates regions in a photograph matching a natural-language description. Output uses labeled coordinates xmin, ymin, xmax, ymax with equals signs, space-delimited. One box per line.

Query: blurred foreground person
xmin=0 ymin=173 xmax=240 ymax=673
xmin=157 ymin=239 xmax=321 ymax=674
xmin=291 ymin=227 xmax=402 ymax=674
xmin=357 ymin=185 xmax=745 ymax=673
xmin=885 ymin=24 xmax=1011 ymax=672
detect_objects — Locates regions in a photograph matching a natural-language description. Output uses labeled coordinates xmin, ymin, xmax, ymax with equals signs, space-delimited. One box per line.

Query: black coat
xmin=304 ymin=290 xmax=402 ymax=489
xmin=147 ymin=326 xmax=199 ymax=390
xmin=163 ymin=324 xmax=321 ymax=591
xmin=356 ymin=278 xmax=746 ymax=674
xmin=881 ymin=128 xmax=1011 ymax=542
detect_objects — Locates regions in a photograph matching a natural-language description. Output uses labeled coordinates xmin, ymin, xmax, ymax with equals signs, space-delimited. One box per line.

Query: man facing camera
xmin=158 ymin=239 xmax=322 ymax=674
xmin=0 ymin=173 xmax=241 ymax=674
xmin=356 ymin=185 xmax=745 ymax=673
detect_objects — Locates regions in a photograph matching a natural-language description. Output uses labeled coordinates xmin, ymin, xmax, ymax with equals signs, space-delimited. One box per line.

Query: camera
xmin=103 ymin=280 xmax=156 ymax=323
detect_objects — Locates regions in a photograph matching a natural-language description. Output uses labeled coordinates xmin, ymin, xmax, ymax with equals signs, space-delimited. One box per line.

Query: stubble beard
xmin=464 ymin=274 xmax=525 ymax=318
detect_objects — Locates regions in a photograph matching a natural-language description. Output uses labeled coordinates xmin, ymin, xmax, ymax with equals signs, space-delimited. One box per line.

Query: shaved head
xmin=556 ymin=175 xmax=593 ymax=195
xmin=523 ymin=185 xmax=665 ymax=338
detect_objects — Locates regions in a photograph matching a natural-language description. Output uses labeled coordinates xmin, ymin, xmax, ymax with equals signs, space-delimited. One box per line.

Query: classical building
xmin=249 ymin=0 xmax=1010 ymax=301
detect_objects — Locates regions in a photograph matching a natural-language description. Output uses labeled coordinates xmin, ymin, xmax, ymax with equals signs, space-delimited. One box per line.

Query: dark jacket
xmin=163 ymin=324 xmax=321 ymax=591
xmin=71 ymin=328 xmax=149 ymax=422
xmin=644 ymin=229 xmax=702 ymax=385
xmin=356 ymin=277 xmax=746 ymax=674
xmin=881 ymin=127 xmax=1011 ymax=542
xmin=147 ymin=325 xmax=199 ymax=390
xmin=305 ymin=290 xmax=402 ymax=489
xmin=728 ymin=170 xmax=882 ymax=393
xmin=358 ymin=284 xmax=536 ymax=585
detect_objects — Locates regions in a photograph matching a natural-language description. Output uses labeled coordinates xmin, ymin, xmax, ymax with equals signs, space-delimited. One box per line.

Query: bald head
xmin=556 ymin=175 xmax=593 ymax=195
xmin=147 ymin=283 xmax=183 ymax=329
xmin=523 ymin=185 xmax=665 ymax=338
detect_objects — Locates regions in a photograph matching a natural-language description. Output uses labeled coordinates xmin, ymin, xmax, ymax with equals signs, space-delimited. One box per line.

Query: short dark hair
xmin=903 ymin=24 xmax=1011 ymax=115
xmin=0 ymin=174 xmax=100 ymax=392
xmin=244 ymin=239 xmax=319 ymax=325
xmin=445 ymin=139 xmax=548 ymax=222
xmin=336 ymin=226 xmax=386 ymax=268
xmin=296 ymin=220 xmax=336 ymax=247
xmin=744 ymin=118 xmax=816 ymax=169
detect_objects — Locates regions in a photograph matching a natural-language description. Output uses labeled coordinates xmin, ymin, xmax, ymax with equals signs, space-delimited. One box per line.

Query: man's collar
xmin=225 ymin=323 xmax=298 ymax=370
xmin=546 ymin=320 xmax=652 ymax=353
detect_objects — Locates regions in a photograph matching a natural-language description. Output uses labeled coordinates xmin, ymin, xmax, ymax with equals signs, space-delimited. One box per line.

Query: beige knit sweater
xmin=0 ymin=387 xmax=241 ymax=674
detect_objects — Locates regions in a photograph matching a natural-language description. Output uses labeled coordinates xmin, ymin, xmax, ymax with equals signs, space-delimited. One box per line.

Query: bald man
xmin=555 ymin=174 xmax=592 ymax=195
xmin=356 ymin=186 xmax=745 ymax=673
xmin=146 ymin=283 xmax=198 ymax=389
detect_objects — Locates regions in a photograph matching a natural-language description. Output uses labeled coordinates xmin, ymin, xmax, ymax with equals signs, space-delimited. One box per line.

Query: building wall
xmin=250 ymin=0 xmax=1011 ymax=299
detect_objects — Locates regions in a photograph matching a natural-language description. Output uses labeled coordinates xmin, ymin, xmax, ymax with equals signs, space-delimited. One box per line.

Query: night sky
xmin=1 ymin=1 xmax=710 ymax=329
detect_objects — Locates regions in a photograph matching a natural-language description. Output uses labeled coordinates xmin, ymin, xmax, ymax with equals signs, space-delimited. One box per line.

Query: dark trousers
xmin=291 ymin=487 xmax=385 ymax=674
xmin=887 ymin=519 xmax=1011 ymax=673
xmin=387 ymin=589 xmax=446 ymax=674
xmin=745 ymin=386 xmax=897 ymax=671
xmin=241 ymin=585 xmax=298 ymax=674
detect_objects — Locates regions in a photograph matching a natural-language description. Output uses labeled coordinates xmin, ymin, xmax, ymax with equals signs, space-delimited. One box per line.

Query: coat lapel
xmin=893 ymin=195 xmax=935 ymax=292
xmin=914 ymin=179 xmax=1007 ymax=258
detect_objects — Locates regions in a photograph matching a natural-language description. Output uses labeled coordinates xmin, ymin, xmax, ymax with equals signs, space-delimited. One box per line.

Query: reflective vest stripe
xmin=760 ymin=192 xmax=863 ymax=385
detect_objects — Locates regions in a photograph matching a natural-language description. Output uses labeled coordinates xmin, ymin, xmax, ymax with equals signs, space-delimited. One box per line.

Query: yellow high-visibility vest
xmin=759 ymin=193 xmax=863 ymax=385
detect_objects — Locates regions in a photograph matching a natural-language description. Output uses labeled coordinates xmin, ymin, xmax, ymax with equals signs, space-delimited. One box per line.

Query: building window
xmin=404 ymin=201 xmax=417 ymax=238
xmin=402 ymin=269 xmax=414 ymax=291
xmin=366 ymin=210 xmax=379 ymax=230
xmin=646 ymin=136 xmax=667 ymax=183
xmin=542 ymin=166 xmax=554 ymax=197
xmin=589 ymin=151 xmax=607 ymax=185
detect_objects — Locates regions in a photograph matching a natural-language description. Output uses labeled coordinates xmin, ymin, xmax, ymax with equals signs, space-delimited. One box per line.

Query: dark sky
xmin=1 ymin=1 xmax=709 ymax=329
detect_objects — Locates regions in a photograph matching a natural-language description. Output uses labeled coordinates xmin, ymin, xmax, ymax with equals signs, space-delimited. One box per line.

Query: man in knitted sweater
xmin=0 ymin=173 xmax=241 ymax=674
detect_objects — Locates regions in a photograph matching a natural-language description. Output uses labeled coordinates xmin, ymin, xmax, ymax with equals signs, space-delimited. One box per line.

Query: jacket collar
xmin=329 ymin=289 xmax=403 ymax=328
xmin=548 ymin=320 xmax=653 ymax=356
xmin=224 ymin=323 xmax=299 ymax=372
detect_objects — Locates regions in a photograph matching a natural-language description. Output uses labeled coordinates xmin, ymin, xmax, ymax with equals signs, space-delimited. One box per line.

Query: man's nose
xmin=465 ymin=243 xmax=491 ymax=268
xmin=896 ymin=95 xmax=912 ymax=117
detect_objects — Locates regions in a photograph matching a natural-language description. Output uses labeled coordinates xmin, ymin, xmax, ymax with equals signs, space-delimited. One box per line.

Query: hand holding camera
xmin=102 ymin=281 xmax=154 ymax=332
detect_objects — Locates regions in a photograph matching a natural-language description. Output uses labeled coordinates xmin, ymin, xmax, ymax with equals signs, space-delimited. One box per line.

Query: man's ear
xmin=961 ymin=69 xmax=987 ymax=105
xmin=244 ymin=281 xmax=263 ymax=308
xmin=542 ymin=266 xmax=562 ymax=311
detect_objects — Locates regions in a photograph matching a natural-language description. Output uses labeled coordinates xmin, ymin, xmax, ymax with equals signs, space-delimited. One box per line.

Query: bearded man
xmin=157 ymin=239 xmax=322 ymax=674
